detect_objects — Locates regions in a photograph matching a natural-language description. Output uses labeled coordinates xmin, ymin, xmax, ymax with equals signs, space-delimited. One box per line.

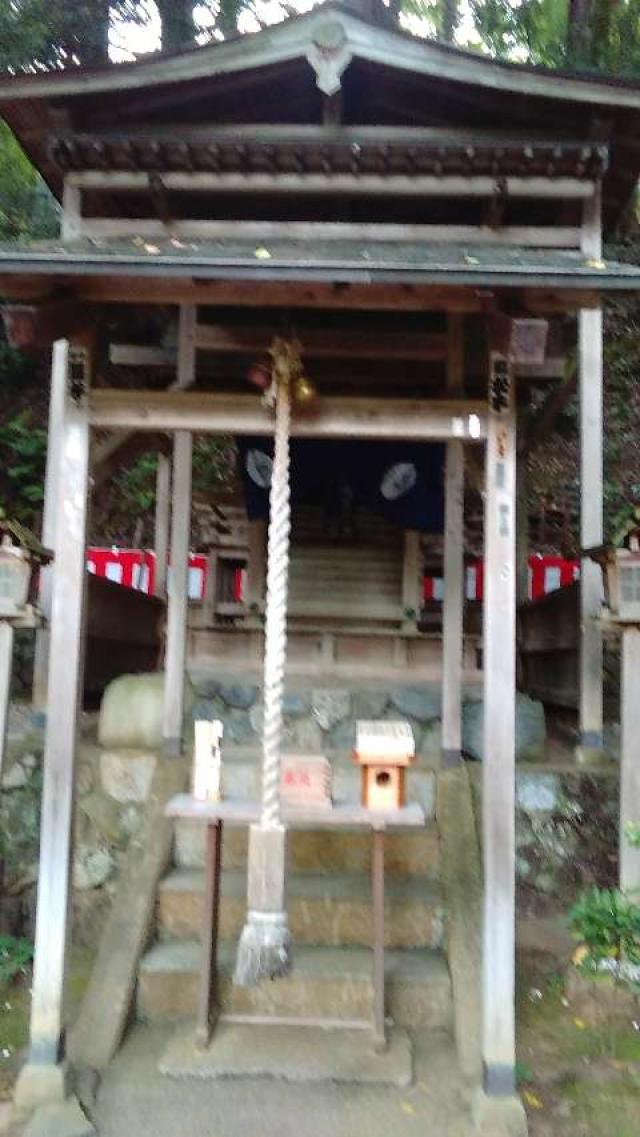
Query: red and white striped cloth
xmin=87 ymin=548 xmax=578 ymax=604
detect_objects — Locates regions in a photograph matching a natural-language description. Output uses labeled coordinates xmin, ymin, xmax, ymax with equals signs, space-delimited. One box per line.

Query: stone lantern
xmin=0 ymin=513 xmax=52 ymax=778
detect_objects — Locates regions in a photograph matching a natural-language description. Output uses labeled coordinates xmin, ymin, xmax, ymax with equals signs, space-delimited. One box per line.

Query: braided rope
xmin=260 ymin=363 xmax=292 ymax=829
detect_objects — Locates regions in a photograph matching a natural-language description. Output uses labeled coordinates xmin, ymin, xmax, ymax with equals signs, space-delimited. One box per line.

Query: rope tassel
xmin=234 ymin=339 xmax=299 ymax=987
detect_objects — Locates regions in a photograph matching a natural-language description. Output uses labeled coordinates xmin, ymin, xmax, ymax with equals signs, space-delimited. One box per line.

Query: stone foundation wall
xmin=0 ymin=672 xmax=622 ymax=946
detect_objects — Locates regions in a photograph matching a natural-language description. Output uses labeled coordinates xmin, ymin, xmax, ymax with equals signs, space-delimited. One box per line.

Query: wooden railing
xmin=517 ymin=581 xmax=579 ymax=708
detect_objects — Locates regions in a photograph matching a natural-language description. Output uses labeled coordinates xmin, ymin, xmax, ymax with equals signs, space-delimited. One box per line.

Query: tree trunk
xmin=440 ymin=0 xmax=459 ymax=44
xmin=567 ymin=0 xmax=593 ymax=65
xmin=157 ymin=0 xmax=195 ymax=53
xmin=74 ymin=1 xmax=111 ymax=66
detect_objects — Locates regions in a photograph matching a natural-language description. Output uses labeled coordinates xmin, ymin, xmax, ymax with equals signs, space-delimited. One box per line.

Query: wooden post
xmin=442 ymin=314 xmax=465 ymax=766
xmin=32 ymin=340 xmax=68 ymax=721
xmin=246 ymin=519 xmax=267 ymax=621
xmin=620 ymin=626 xmax=640 ymax=892
xmin=154 ymin=453 xmax=171 ymax=598
xmin=15 ymin=342 xmax=91 ymax=1109
xmin=162 ymin=306 xmax=195 ymax=757
xmin=0 ymin=622 xmax=14 ymax=782
xmin=162 ymin=431 xmax=192 ymax=757
xmin=401 ymin=530 xmax=421 ymax=632
xmin=482 ymin=350 xmax=517 ymax=1097
xmin=579 ymin=187 xmax=604 ymax=752
xmin=516 ymin=451 xmax=530 ymax=605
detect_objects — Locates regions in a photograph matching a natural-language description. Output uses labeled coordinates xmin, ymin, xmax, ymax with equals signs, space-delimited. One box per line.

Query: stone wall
xmin=0 ymin=672 xmax=622 ymax=947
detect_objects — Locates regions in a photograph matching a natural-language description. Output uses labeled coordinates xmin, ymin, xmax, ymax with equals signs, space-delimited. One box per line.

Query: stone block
xmin=326 ymin=717 xmax=356 ymax=752
xmin=100 ymin=749 xmax=157 ymax=803
xmin=78 ymin=792 xmax=122 ymax=844
xmin=217 ymin=683 xmax=259 ymax=710
xmin=312 ymin=689 xmax=351 ymax=730
xmin=73 ymin=845 xmax=114 ymax=890
xmin=516 ymin=772 xmax=560 ymax=814
xmin=462 ymin=693 xmax=546 ymax=762
xmin=352 ymin=690 xmax=389 ymax=719
xmin=1 ymin=761 xmax=28 ymax=790
xmin=292 ymin=717 xmax=324 ymax=752
xmin=98 ymin=673 xmax=194 ymax=750
xmin=390 ymin=686 xmax=441 ymax=722
xmin=418 ymin=719 xmax=442 ymax=759
xmin=282 ymin=692 xmax=312 ymax=717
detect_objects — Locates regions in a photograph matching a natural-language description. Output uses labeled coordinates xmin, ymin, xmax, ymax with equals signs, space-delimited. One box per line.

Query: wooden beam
xmin=79 ymin=217 xmax=582 ymax=248
xmin=194 ymin=322 xmax=447 ymax=361
xmin=67 ymin=170 xmax=596 ymax=199
xmin=32 ymin=341 xmax=67 ymax=718
xmin=154 ymin=453 xmax=171 ymax=599
xmin=620 ymin=627 xmax=640 ymax=892
xmin=89 ymin=390 xmax=489 ymax=442
xmin=16 ymin=340 xmax=91 ymax=1102
xmin=51 ymin=276 xmax=599 ymax=315
xmin=163 ymin=430 xmax=192 ymax=757
xmin=482 ymin=350 xmax=517 ymax=1097
xmin=162 ymin=305 xmax=196 ymax=756
xmin=578 ymin=186 xmax=604 ymax=751
xmin=442 ymin=313 xmax=465 ymax=766
xmin=61 ymin=181 xmax=82 ymax=241
xmin=93 ymin=304 xmax=196 ymax=474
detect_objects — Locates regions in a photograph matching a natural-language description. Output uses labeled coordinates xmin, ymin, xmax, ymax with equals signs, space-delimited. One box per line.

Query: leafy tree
xmin=470 ymin=0 xmax=640 ymax=74
xmin=0 ymin=1 xmax=152 ymax=71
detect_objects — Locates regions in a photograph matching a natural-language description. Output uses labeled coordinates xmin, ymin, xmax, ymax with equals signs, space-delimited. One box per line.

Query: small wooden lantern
xmin=587 ymin=517 xmax=640 ymax=624
xmin=353 ymin=720 xmax=415 ymax=811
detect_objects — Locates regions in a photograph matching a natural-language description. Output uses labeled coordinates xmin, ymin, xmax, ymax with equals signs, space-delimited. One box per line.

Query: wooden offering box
xmin=353 ymin=721 xmax=415 ymax=810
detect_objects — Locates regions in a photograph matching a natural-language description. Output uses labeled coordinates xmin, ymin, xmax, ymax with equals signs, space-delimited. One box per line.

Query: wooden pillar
xmin=154 ymin=452 xmax=171 ymax=598
xmin=620 ymin=626 xmax=640 ymax=891
xmin=162 ymin=431 xmax=192 ymax=757
xmin=442 ymin=313 xmax=465 ymax=766
xmin=15 ymin=342 xmax=91 ymax=1109
xmin=482 ymin=351 xmax=517 ymax=1097
xmin=579 ymin=187 xmax=604 ymax=751
xmin=32 ymin=340 xmax=68 ymax=721
xmin=516 ymin=451 xmax=530 ymax=604
xmin=401 ymin=530 xmax=421 ymax=632
xmin=246 ymin=519 xmax=267 ymax=620
xmin=162 ymin=305 xmax=195 ymax=757
xmin=0 ymin=623 xmax=14 ymax=783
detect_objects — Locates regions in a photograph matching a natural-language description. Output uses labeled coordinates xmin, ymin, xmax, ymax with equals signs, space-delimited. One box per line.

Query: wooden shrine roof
xmin=0 ymin=236 xmax=638 ymax=299
xmin=48 ymin=128 xmax=608 ymax=183
xmin=1 ymin=3 xmax=639 ymax=228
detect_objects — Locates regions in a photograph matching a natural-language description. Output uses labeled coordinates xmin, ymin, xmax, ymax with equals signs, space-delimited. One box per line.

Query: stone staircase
xmin=136 ymin=748 xmax=455 ymax=1041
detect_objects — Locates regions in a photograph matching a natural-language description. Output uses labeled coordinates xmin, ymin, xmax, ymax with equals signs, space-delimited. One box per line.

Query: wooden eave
xmin=0 ymin=237 xmax=638 ymax=304
xmin=48 ymin=128 xmax=608 ymax=182
xmin=1 ymin=3 xmax=639 ymax=227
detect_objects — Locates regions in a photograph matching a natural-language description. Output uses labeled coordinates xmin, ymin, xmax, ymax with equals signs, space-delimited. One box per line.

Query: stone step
xmin=174 ymin=817 xmax=440 ymax=878
xmin=137 ymin=941 xmax=453 ymax=1031
xmin=158 ymin=870 xmax=444 ymax=949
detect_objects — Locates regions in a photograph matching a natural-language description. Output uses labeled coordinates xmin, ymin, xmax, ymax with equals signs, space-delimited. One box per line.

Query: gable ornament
xmin=306 ymin=20 xmax=352 ymax=96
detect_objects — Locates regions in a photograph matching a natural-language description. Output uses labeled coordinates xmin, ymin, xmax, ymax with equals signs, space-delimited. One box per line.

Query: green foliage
xmin=0 ymin=411 xmax=47 ymax=524
xmin=470 ymin=0 xmax=640 ymax=75
xmin=570 ymin=886 xmax=640 ymax=969
xmin=0 ymin=1 xmax=147 ymax=71
xmin=0 ymin=123 xmax=58 ymax=242
xmin=625 ymin=821 xmax=640 ymax=848
xmin=0 ymin=935 xmax=33 ymax=987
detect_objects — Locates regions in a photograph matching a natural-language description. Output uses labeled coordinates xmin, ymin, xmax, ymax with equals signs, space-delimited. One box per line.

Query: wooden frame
xmin=579 ymin=187 xmax=604 ymax=749
xmin=23 ymin=341 xmax=91 ymax=1071
xmin=89 ymin=390 xmax=488 ymax=442
xmin=442 ymin=313 xmax=465 ymax=766
xmin=482 ymin=350 xmax=517 ymax=1096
